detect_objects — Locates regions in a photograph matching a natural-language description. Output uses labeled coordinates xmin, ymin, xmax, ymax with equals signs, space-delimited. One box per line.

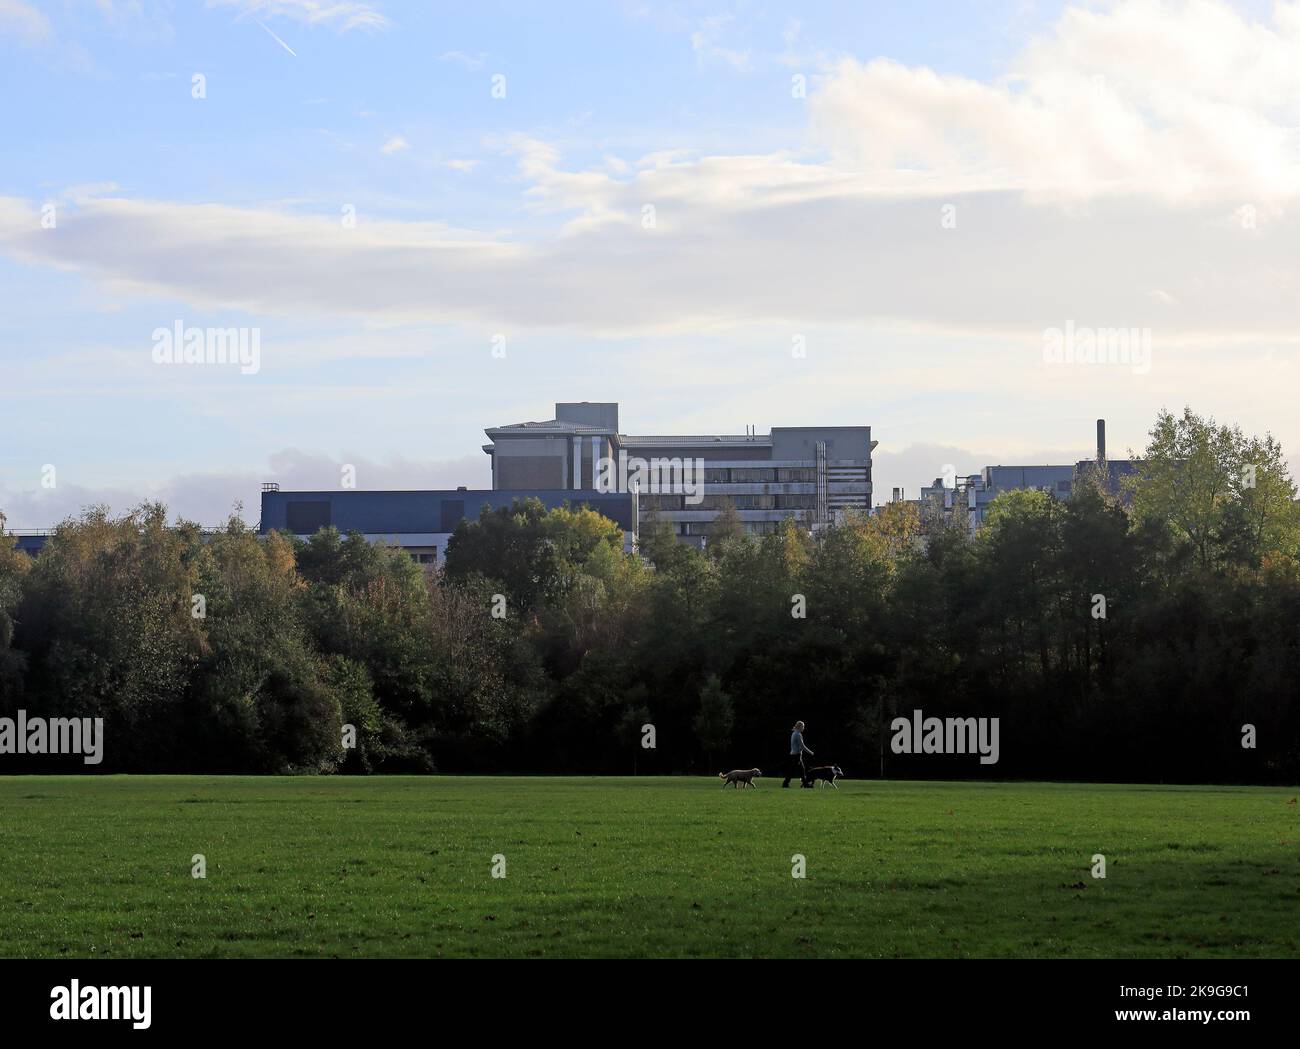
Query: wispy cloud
xmin=380 ymin=134 xmax=409 ymax=154
xmin=0 ymin=0 xmax=51 ymax=44
xmin=690 ymin=13 xmax=750 ymax=71
xmin=209 ymin=0 xmax=389 ymax=32
xmin=438 ymin=49 xmax=486 ymax=70
xmin=0 ymin=450 xmax=488 ymax=527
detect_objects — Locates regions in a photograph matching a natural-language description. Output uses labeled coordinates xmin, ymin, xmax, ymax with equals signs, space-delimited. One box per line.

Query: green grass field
xmin=0 ymin=776 xmax=1296 ymax=958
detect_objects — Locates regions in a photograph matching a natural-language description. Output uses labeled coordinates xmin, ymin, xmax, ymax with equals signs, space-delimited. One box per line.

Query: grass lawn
xmin=0 ymin=776 xmax=1296 ymax=958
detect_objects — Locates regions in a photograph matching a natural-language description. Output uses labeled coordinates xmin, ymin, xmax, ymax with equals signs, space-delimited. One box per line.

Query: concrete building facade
xmin=483 ymin=402 xmax=876 ymax=546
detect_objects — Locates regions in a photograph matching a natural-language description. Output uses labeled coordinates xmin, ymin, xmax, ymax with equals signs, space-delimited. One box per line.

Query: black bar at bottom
xmin=0 ymin=959 xmax=1293 ymax=1037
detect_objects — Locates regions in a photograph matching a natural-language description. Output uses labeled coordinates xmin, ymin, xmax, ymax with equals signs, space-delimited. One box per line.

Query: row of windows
xmin=702 ymin=468 xmax=817 ymax=483
xmin=642 ymin=495 xmax=816 ymax=511
xmin=676 ymin=521 xmax=787 ymax=536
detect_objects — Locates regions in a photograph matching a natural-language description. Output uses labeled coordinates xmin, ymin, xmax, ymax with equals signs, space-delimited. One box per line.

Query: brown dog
xmin=719 ymin=768 xmax=762 ymax=788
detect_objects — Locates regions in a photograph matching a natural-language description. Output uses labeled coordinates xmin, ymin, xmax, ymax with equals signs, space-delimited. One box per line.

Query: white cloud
xmin=0 ymin=0 xmax=50 ymax=43
xmin=380 ymin=134 xmax=409 ymax=154
xmin=3 ymin=164 xmax=1297 ymax=341
xmin=208 ymin=0 xmax=389 ymax=32
xmin=1 ymin=1 xmax=1298 ymax=344
xmin=438 ymin=49 xmax=486 ymax=70
xmin=691 ymin=13 xmax=751 ymax=70
xmin=812 ymin=0 xmax=1300 ymax=204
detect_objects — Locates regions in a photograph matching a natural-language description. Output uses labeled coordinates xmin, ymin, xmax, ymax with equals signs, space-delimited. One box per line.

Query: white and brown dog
xmin=719 ymin=768 xmax=762 ymax=788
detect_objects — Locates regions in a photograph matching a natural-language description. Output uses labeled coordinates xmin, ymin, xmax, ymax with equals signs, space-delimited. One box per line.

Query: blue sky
xmin=2 ymin=0 xmax=1298 ymax=526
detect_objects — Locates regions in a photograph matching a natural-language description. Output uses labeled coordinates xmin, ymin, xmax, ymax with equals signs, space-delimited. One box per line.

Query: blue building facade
xmin=12 ymin=534 xmax=47 ymax=556
xmin=257 ymin=487 xmax=636 ymax=565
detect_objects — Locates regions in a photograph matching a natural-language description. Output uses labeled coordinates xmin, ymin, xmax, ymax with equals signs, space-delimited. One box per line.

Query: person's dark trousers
xmin=782 ymin=754 xmax=805 ymax=788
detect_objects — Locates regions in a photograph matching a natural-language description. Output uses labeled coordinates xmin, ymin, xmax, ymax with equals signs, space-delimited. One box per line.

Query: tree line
xmin=1 ymin=407 xmax=1298 ymax=782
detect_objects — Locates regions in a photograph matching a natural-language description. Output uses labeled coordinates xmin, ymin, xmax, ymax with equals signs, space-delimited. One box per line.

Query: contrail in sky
xmin=254 ymin=18 xmax=297 ymax=57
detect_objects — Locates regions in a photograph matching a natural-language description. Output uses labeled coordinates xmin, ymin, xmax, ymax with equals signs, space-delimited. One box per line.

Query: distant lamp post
xmin=631 ymin=480 xmax=640 ymax=550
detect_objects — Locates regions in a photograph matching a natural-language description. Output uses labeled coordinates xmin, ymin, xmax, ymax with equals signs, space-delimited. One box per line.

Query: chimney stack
xmin=1096 ymin=419 xmax=1106 ymax=463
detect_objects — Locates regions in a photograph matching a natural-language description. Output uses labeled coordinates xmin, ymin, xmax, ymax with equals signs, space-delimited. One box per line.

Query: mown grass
xmin=0 ymin=776 xmax=1296 ymax=958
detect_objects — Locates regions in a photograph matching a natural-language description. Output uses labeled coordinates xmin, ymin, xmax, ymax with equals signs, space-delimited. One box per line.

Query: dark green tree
xmin=693 ymin=674 xmax=735 ymax=769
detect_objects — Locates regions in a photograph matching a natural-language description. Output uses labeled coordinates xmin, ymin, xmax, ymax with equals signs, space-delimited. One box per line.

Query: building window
xmin=708 ymin=494 xmax=775 ymax=510
xmin=641 ymin=494 xmax=685 ymax=511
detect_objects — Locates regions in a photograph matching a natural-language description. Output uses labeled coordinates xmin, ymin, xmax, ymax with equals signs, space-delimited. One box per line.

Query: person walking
xmin=783 ymin=720 xmax=814 ymax=787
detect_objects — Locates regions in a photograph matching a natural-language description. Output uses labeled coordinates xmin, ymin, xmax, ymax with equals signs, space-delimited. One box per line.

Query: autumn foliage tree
xmin=1 ymin=409 xmax=1297 ymax=781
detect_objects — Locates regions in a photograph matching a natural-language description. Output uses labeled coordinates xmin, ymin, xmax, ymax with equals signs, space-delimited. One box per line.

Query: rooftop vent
xmin=261 ymin=482 xmax=280 ymax=492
